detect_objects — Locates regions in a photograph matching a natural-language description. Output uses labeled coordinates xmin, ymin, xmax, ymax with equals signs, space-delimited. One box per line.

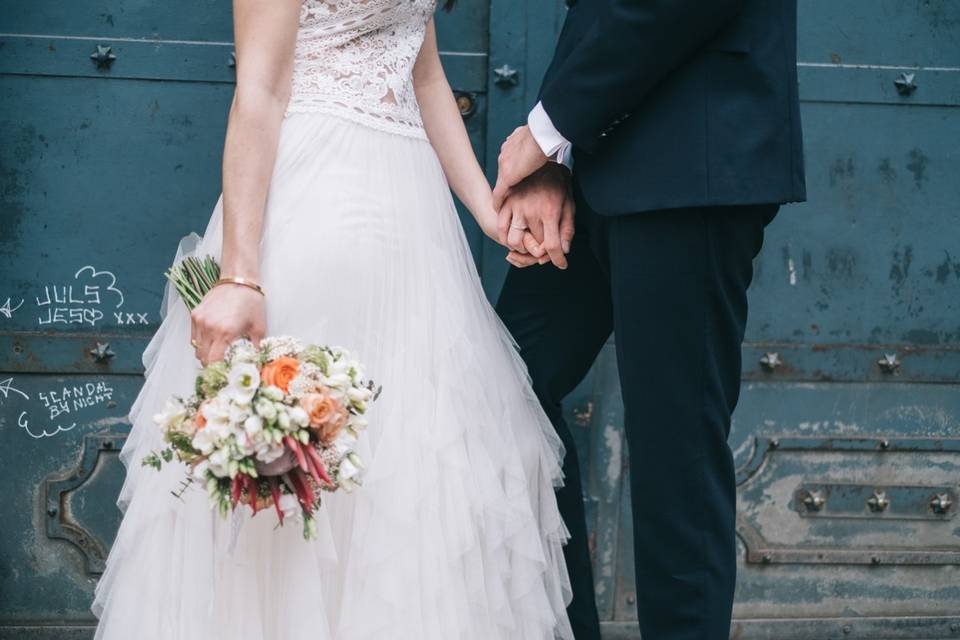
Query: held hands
xmin=190 ymin=282 xmax=266 ymax=366
xmin=491 ymin=126 xmax=574 ymax=270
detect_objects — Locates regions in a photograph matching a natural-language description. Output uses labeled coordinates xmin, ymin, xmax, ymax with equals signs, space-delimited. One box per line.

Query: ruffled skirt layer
xmin=92 ymin=112 xmax=572 ymax=640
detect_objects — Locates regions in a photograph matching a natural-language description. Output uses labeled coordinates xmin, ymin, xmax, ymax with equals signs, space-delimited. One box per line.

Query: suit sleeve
xmin=540 ymin=0 xmax=746 ymax=153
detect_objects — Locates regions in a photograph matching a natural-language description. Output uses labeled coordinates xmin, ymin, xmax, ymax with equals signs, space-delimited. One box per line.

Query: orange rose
xmin=260 ymin=356 xmax=300 ymax=393
xmin=300 ymin=392 xmax=349 ymax=445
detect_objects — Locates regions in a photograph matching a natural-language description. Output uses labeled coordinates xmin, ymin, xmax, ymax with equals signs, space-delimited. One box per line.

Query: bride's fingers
xmin=506 ymin=209 xmax=529 ymax=253
xmin=506 ymin=250 xmax=540 ymax=268
xmin=522 ymin=232 xmax=545 ymax=258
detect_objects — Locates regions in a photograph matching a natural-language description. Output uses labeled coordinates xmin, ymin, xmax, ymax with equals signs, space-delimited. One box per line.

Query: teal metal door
xmin=2 ymin=0 xmax=959 ymax=638
xmin=0 ymin=2 xmax=489 ymax=636
xmin=478 ymin=1 xmax=960 ymax=638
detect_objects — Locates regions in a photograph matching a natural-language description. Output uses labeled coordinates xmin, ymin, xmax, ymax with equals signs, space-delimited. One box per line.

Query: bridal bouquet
xmin=143 ymin=256 xmax=378 ymax=539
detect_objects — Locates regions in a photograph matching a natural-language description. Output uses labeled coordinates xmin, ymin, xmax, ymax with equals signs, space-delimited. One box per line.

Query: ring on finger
xmin=191 ymin=338 xmax=200 ymax=349
xmin=510 ymin=222 xmax=528 ymax=231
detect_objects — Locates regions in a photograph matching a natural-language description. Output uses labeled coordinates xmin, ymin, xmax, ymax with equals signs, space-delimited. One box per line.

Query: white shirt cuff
xmin=528 ymin=101 xmax=573 ymax=170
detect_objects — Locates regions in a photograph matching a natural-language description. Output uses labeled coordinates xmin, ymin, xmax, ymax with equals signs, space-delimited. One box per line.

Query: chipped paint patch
xmin=603 ymin=423 xmax=622 ymax=487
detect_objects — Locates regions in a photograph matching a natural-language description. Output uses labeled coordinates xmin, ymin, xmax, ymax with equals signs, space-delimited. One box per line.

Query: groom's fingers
xmin=542 ymin=219 xmax=568 ymax=270
xmin=492 ymin=181 xmax=512 ymax=211
xmin=559 ymin=198 xmax=575 ymax=254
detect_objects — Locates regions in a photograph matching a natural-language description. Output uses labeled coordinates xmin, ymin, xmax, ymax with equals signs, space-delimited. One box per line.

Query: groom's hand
xmin=493 ymin=125 xmax=549 ymax=210
xmin=498 ymin=164 xmax=574 ymax=270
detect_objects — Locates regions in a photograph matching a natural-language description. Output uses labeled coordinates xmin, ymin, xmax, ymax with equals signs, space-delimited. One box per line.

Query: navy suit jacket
xmin=539 ymin=0 xmax=806 ymax=215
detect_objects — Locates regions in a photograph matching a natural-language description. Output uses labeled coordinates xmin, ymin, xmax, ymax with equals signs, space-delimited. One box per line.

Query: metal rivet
xmin=13 ymin=344 xmax=23 ymax=354
xmin=90 ymin=342 xmax=116 ymax=362
xmin=842 ymin=624 xmax=853 ymax=634
xmin=493 ymin=64 xmax=519 ymax=87
xmin=949 ymin=622 xmax=958 ymax=633
xmin=877 ymin=353 xmax=900 ymax=373
xmin=802 ymin=489 xmax=826 ymax=512
xmin=625 ymin=594 xmax=636 ymax=605
xmin=894 ymin=72 xmax=917 ymax=96
xmin=870 ymin=556 xmax=882 ymax=565
xmin=759 ymin=351 xmax=782 ymax=371
xmin=931 ymin=493 xmax=953 ymax=515
xmin=454 ymin=91 xmax=477 ymax=119
xmin=103 ymin=441 xmax=114 ymax=450
xmin=89 ymin=44 xmax=117 ymax=69
xmin=879 ymin=439 xmax=890 ymax=450
xmin=769 ymin=438 xmax=780 ymax=449
xmin=761 ymin=553 xmax=772 ymax=564
xmin=228 ymin=50 xmax=236 ymax=69
xmin=47 ymin=506 xmax=58 ymax=517
xmin=867 ymin=490 xmax=889 ymax=512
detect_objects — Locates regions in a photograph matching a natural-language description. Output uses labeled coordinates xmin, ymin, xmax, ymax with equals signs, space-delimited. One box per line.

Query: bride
xmin=91 ymin=1 xmax=573 ymax=638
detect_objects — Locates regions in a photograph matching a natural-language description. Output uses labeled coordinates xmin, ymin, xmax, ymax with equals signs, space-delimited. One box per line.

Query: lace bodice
xmin=285 ymin=0 xmax=436 ymax=139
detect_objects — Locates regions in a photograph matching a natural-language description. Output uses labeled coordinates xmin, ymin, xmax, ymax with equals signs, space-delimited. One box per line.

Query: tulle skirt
xmin=92 ymin=112 xmax=573 ymax=639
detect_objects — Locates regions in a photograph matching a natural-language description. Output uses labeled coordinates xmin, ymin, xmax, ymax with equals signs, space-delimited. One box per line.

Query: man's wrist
xmin=527 ymin=102 xmax=573 ymax=171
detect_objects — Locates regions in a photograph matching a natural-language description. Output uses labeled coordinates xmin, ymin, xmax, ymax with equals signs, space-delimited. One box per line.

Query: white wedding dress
xmin=91 ymin=1 xmax=573 ymax=638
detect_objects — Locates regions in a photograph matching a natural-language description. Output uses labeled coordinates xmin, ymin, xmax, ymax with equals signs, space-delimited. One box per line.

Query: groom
xmin=493 ymin=0 xmax=805 ymax=638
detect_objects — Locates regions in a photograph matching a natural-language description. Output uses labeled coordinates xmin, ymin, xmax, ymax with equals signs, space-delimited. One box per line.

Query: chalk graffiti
xmin=0 ymin=297 xmax=24 ymax=319
xmin=37 ymin=381 xmax=115 ymax=420
xmin=0 ymin=377 xmax=31 ymax=401
xmin=1 ymin=376 xmax=115 ymax=439
xmin=33 ymin=265 xmax=149 ymax=327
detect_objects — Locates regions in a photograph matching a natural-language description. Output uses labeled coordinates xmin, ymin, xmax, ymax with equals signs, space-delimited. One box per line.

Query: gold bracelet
xmin=214 ymin=276 xmax=265 ymax=296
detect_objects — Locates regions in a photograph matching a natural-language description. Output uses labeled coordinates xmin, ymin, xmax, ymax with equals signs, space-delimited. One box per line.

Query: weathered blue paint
xmin=0 ymin=1 xmax=490 ymax=635
xmin=2 ymin=0 xmax=959 ymax=638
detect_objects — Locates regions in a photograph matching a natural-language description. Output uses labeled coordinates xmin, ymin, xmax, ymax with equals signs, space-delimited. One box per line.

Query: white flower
xmin=207 ymin=448 xmax=231 ymax=477
xmin=278 ymin=493 xmax=301 ymax=520
xmin=348 ymin=415 xmax=368 ymax=431
xmin=289 ymin=406 xmax=310 ymax=428
xmin=255 ymin=442 xmax=286 ymax=464
xmin=225 ymin=338 xmax=259 ymax=366
xmin=337 ymin=458 xmax=361 ymax=484
xmin=323 ymin=373 xmax=351 ymax=391
xmin=260 ymin=385 xmax=285 ymax=402
xmin=192 ymin=427 xmax=217 ymax=455
xmin=153 ymin=397 xmax=187 ymax=430
xmin=255 ymin=398 xmax=277 ymax=421
xmin=191 ymin=459 xmax=210 ymax=480
xmin=244 ymin=414 xmax=263 ymax=437
xmin=346 ymin=386 xmax=373 ymax=404
xmin=225 ymin=363 xmax=260 ymax=405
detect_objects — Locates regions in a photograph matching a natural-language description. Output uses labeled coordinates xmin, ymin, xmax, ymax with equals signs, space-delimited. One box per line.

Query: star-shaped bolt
xmin=493 ymin=64 xmax=519 ymax=87
xmin=930 ymin=493 xmax=953 ymax=515
xmin=894 ymin=72 xmax=917 ymax=96
xmin=802 ymin=489 xmax=825 ymax=512
xmin=90 ymin=44 xmax=117 ymax=69
xmin=877 ymin=353 xmax=900 ymax=373
xmin=759 ymin=351 xmax=781 ymax=371
xmin=90 ymin=341 xmax=116 ymax=362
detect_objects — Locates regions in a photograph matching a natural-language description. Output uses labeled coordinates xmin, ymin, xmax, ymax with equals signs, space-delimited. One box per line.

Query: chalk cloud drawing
xmin=33 ymin=265 xmax=150 ymax=327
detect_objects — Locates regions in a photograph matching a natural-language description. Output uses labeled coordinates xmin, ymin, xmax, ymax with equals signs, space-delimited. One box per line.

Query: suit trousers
xmin=496 ymin=186 xmax=776 ymax=639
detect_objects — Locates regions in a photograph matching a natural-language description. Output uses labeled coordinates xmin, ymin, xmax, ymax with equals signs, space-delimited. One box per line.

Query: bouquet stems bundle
xmin=165 ymin=255 xmax=221 ymax=310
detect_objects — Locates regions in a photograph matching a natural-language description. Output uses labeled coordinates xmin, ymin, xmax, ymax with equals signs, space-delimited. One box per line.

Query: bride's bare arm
xmin=413 ymin=20 xmax=501 ymax=241
xmin=191 ymin=0 xmax=301 ymax=366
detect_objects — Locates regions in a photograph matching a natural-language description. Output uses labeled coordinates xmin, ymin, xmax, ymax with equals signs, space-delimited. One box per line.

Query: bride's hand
xmin=190 ymin=283 xmax=267 ymax=366
xmin=476 ymin=205 xmax=545 ymax=260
